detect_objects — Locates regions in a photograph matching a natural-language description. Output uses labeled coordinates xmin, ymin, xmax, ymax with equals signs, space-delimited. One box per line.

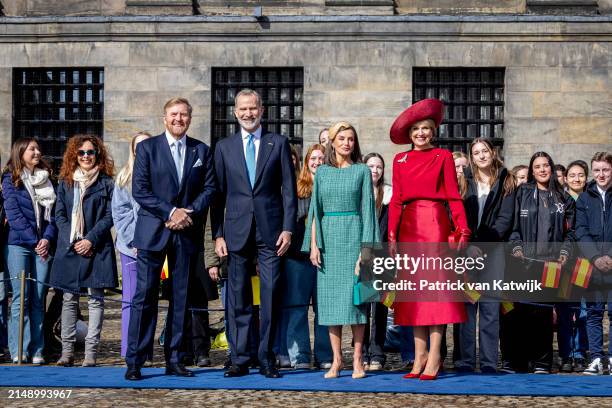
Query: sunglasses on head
xmin=77 ymin=149 xmax=97 ymax=157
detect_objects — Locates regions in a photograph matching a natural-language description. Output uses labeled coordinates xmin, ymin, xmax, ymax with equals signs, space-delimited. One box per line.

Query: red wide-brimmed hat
xmin=390 ymin=98 xmax=445 ymax=145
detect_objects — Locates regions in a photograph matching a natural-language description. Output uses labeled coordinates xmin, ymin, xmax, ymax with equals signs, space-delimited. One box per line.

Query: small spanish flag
xmin=382 ymin=291 xmax=395 ymax=308
xmin=541 ymin=261 xmax=561 ymax=288
xmin=571 ymin=258 xmax=593 ymax=288
xmin=464 ymin=288 xmax=481 ymax=304
xmin=501 ymin=301 xmax=514 ymax=314
xmin=557 ymin=270 xmax=572 ymax=300
xmin=160 ymin=256 xmax=169 ymax=280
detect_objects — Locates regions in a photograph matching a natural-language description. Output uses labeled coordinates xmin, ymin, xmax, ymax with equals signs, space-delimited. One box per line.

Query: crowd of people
xmin=0 ymin=91 xmax=610 ymax=383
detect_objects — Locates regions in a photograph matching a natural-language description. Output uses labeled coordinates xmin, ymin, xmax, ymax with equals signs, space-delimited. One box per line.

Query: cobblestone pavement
xmin=1 ymin=291 xmax=612 ymax=407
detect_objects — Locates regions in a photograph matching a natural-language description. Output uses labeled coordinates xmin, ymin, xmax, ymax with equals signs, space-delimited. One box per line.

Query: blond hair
xmin=116 ymin=132 xmax=152 ymax=189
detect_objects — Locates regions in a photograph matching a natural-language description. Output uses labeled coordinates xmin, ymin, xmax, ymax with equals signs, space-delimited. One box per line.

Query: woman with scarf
xmin=2 ymin=138 xmax=57 ymax=364
xmin=51 ymin=134 xmax=117 ymax=367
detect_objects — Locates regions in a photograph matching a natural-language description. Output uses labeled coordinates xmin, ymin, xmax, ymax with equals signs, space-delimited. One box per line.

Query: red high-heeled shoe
xmin=419 ymin=366 xmax=440 ymax=381
xmin=403 ymin=360 xmax=427 ymax=379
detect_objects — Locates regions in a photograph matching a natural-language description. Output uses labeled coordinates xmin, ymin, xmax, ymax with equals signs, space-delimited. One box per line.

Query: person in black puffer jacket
xmin=508 ymin=151 xmax=576 ymax=374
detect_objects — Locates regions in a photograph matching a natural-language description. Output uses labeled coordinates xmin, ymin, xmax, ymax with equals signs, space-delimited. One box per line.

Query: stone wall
xmin=395 ymin=0 xmax=526 ymax=14
xmin=0 ymin=16 xmax=609 ymax=173
xmin=2 ymin=0 xmax=127 ymax=16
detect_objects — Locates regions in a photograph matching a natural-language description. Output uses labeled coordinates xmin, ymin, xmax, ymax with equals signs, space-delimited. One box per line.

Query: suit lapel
xmin=179 ymin=136 xmax=198 ymax=192
xmin=254 ymin=133 xmax=273 ymax=188
xmin=158 ymin=134 xmax=180 ymax=189
xmin=231 ymin=133 xmax=251 ymax=189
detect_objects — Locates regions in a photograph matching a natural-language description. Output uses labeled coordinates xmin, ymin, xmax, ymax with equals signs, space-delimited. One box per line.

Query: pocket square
xmin=193 ymin=158 xmax=203 ymax=168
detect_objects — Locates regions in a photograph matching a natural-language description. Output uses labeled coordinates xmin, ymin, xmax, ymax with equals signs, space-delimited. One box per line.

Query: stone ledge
xmin=2 ymin=14 xmax=612 ymax=42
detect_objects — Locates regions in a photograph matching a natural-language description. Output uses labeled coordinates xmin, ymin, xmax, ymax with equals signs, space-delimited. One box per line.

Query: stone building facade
xmin=0 ymin=0 xmax=610 ymax=174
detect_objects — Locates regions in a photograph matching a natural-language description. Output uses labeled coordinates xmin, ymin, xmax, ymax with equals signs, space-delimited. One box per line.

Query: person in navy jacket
xmin=576 ymin=152 xmax=612 ymax=375
xmin=125 ymin=97 xmax=216 ymax=380
xmin=2 ymin=137 xmax=57 ymax=364
xmin=50 ymin=135 xmax=117 ymax=368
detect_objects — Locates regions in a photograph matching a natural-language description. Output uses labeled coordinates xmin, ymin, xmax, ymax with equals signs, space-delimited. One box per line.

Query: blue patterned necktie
xmin=172 ymin=140 xmax=183 ymax=183
xmin=246 ymin=134 xmax=256 ymax=187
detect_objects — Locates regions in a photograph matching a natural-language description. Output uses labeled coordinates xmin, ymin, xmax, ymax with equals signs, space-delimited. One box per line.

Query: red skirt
xmin=393 ymin=200 xmax=466 ymax=326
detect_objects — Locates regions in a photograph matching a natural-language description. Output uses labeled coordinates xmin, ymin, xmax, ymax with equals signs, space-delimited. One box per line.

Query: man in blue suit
xmin=125 ymin=97 xmax=216 ymax=380
xmin=212 ymin=89 xmax=297 ymax=378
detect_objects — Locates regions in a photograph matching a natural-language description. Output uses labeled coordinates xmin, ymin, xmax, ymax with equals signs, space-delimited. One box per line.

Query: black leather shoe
xmin=196 ymin=355 xmax=212 ymax=367
xmin=125 ymin=365 xmax=142 ymax=381
xmin=259 ymin=366 xmax=282 ymax=378
xmin=165 ymin=362 xmax=194 ymax=377
xmin=224 ymin=365 xmax=249 ymax=377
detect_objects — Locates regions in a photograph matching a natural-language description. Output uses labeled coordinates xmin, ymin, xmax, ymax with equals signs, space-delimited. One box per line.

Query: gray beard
xmin=237 ymin=116 xmax=261 ymax=132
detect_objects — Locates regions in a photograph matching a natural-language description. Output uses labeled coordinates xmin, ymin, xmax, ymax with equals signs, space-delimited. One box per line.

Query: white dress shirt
xmin=596 ymin=184 xmax=607 ymax=205
xmin=241 ymin=126 xmax=262 ymax=164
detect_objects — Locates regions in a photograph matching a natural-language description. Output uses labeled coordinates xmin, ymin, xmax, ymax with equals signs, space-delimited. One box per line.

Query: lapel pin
xmin=267 ymin=142 xmax=273 ymax=146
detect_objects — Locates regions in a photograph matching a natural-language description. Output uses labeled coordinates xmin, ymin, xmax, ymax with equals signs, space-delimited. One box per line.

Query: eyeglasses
xmin=77 ymin=149 xmax=97 ymax=157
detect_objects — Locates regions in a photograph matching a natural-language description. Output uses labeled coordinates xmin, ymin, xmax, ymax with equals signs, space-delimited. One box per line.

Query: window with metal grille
xmin=211 ymin=68 xmax=303 ymax=150
xmin=12 ymin=68 xmax=104 ymax=168
xmin=412 ymin=68 xmax=505 ymax=153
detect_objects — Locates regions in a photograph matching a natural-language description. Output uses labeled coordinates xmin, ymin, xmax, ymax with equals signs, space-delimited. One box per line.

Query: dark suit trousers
xmin=227 ymin=220 xmax=281 ymax=368
xmin=183 ymin=268 xmax=211 ymax=358
xmin=126 ymin=234 xmax=196 ymax=366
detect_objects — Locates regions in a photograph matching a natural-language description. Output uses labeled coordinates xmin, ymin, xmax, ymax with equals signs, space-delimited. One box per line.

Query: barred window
xmin=412 ymin=68 xmax=505 ymax=153
xmin=211 ymin=68 xmax=304 ymax=150
xmin=13 ymin=67 xmax=104 ymax=168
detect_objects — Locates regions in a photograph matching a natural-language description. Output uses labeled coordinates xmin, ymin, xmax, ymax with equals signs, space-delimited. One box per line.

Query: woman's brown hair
xmin=363 ymin=152 xmax=386 ymax=213
xmin=452 ymin=151 xmax=469 ymax=198
xmin=59 ymin=134 xmax=115 ymax=186
xmin=324 ymin=121 xmax=363 ymax=168
xmin=468 ymin=137 xmax=515 ymax=197
xmin=2 ymin=137 xmax=52 ymax=188
xmin=297 ymin=144 xmax=325 ymax=199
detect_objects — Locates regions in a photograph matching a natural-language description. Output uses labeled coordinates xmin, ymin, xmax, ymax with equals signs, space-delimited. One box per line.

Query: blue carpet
xmin=0 ymin=366 xmax=611 ymax=396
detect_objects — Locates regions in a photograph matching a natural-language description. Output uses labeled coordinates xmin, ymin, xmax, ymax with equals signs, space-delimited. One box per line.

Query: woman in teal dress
xmin=302 ymin=121 xmax=380 ymax=379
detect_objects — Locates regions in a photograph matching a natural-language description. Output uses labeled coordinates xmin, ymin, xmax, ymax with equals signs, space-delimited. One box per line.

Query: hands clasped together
xmin=165 ymin=208 xmax=194 ymax=231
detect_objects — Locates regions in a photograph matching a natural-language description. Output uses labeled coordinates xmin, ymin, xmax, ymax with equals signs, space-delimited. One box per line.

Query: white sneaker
xmin=32 ymin=356 xmax=45 ymax=365
xmin=367 ymin=361 xmax=383 ymax=371
xmin=584 ymin=358 xmax=604 ymax=375
xmin=12 ymin=355 xmax=27 ymax=364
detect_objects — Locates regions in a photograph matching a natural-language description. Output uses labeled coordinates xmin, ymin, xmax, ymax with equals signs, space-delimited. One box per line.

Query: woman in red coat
xmin=388 ymin=98 xmax=470 ymax=380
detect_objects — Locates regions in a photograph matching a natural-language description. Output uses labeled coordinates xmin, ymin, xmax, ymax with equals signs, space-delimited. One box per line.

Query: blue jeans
xmin=277 ymin=258 xmax=332 ymax=365
xmin=586 ymin=289 xmax=612 ymax=359
xmin=385 ymin=310 xmax=415 ymax=363
xmin=4 ymin=245 xmax=51 ymax=360
xmin=0 ymin=270 xmax=8 ymax=350
xmin=457 ymin=301 xmax=499 ymax=371
xmin=556 ymin=301 xmax=588 ymax=360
